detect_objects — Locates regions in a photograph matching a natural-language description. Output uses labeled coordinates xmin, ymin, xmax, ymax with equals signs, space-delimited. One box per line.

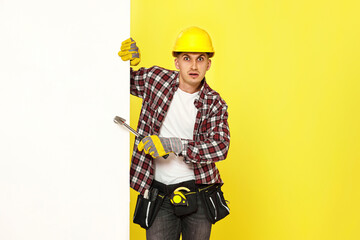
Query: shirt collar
xmin=194 ymin=79 xmax=210 ymax=108
xmin=173 ymin=72 xmax=209 ymax=108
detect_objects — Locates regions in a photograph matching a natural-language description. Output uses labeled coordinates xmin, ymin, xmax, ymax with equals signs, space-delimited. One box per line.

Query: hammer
xmin=113 ymin=116 xmax=169 ymax=159
xmin=113 ymin=116 xmax=140 ymax=137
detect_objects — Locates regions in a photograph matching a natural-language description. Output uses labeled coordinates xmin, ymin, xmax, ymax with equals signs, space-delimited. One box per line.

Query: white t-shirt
xmin=154 ymin=88 xmax=198 ymax=184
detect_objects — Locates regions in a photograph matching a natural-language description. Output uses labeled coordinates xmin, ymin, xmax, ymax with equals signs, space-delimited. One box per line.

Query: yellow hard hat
xmin=172 ymin=26 xmax=214 ymax=58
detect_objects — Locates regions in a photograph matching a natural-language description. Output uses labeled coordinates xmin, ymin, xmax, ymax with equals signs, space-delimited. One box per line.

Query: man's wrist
xmin=169 ymin=138 xmax=183 ymax=155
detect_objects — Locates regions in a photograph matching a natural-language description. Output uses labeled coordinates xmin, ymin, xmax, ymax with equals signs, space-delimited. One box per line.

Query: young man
xmin=119 ymin=26 xmax=230 ymax=240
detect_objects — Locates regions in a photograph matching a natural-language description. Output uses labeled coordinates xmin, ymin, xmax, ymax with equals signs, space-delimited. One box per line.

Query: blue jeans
xmin=146 ymin=193 xmax=212 ymax=240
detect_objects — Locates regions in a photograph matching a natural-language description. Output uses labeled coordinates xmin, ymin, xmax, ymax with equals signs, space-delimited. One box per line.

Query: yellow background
xmin=129 ymin=0 xmax=360 ymax=239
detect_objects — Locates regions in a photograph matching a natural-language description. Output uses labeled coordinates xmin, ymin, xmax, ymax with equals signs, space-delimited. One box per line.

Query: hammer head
xmin=113 ymin=116 xmax=126 ymax=125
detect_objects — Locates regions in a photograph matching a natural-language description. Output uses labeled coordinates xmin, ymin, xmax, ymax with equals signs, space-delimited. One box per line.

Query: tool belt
xmin=198 ymin=183 xmax=230 ymax=224
xmin=132 ymin=186 xmax=164 ymax=230
xmin=153 ymin=180 xmax=199 ymax=217
xmin=133 ymin=180 xmax=230 ymax=229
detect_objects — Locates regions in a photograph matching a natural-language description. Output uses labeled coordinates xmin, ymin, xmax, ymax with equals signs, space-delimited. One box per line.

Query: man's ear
xmin=206 ymin=59 xmax=212 ymax=71
xmin=174 ymin=58 xmax=180 ymax=70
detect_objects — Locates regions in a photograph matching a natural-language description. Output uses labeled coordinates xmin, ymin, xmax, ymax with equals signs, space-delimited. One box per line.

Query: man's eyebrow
xmin=182 ymin=53 xmax=206 ymax=58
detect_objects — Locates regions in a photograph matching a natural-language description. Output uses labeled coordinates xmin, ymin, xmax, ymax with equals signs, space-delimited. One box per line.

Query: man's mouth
xmin=189 ymin=72 xmax=199 ymax=78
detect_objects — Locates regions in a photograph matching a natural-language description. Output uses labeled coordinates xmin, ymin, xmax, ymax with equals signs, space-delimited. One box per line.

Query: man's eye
xmin=198 ymin=57 xmax=204 ymax=61
xmin=184 ymin=57 xmax=189 ymax=61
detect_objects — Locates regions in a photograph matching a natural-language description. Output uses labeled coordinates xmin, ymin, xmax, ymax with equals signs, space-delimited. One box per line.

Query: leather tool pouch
xmin=199 ymin=184 xmax=230 ymax=224
xmin=133 ymin=190 xmax=164 ymax=230
xmin=173 ymin=192 xmax=198 ymax=217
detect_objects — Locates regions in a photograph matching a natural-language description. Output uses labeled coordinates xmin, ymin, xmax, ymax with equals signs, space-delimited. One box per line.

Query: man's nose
xmin=191 ymin=60 xmax=198 ymax=70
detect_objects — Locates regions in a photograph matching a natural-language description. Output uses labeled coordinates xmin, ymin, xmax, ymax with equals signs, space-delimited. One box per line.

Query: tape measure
xmin=170 ymin=187 xmax=191 ymax=206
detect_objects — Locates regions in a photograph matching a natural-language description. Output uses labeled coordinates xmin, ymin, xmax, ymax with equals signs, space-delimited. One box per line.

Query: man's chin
xmin=187 ymin=76 xmax=203 ymax=83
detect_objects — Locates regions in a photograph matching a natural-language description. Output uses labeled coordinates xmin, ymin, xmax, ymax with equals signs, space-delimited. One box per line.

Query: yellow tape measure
xmin=170 ymin=187 xmax=190 ymax=206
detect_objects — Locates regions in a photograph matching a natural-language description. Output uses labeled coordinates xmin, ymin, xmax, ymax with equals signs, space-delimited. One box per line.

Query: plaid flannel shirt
xmin=130 ymin=66 xmax=230 ymax=195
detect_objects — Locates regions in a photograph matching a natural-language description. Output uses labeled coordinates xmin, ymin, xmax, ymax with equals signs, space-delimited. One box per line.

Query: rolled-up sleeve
xmin=181 ymin=104 xmax=230 ymax=165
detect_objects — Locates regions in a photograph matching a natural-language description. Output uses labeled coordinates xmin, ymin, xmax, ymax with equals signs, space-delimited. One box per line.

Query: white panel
xmin=0 ymin=0 xmax=130 ymax=239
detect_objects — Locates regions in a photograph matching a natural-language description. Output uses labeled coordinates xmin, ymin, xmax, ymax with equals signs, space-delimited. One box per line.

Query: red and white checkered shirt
xmin=130 ymin=66 xmax=230 ymax=195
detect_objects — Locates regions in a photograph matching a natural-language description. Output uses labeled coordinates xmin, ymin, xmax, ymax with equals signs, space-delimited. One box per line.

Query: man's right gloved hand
xmin=138 ymin=135 xmax=183 ymax=158
xmin=118 ymin=38 xmax=141 ymax=66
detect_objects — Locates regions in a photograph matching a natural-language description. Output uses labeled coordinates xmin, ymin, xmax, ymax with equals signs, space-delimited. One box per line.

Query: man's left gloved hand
xmin=118 ymin=38 xmax=141 ymax=66
xmin=137 ymin=135 xmax=183 ymax=158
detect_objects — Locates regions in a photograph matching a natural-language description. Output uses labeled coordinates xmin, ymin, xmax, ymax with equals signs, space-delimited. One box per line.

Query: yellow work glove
xmin=118 ymin=38 xmax=141 ymax=66
xmin=137 ymin=135 xmax=183 ymax=158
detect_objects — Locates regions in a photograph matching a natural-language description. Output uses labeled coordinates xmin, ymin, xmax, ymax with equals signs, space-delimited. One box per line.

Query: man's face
xmin=174 ymin=52 xmax=211 ymax=92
